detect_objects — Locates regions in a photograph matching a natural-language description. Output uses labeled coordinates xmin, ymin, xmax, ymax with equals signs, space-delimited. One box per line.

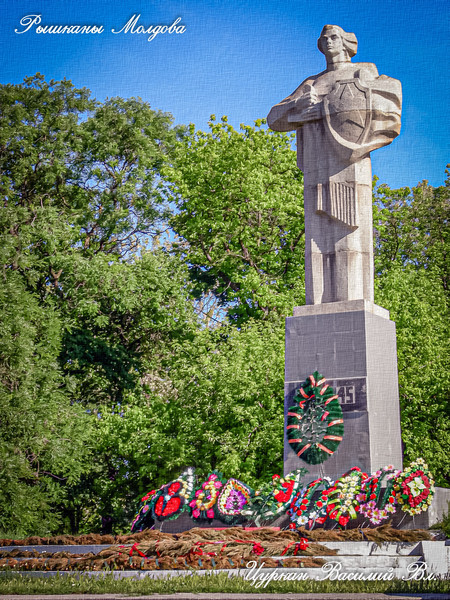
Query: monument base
xmin=284 ymin=300 xmax=403 ymax=481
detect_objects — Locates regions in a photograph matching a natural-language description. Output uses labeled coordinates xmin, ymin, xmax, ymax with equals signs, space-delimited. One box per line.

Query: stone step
xmin=2 ymin=541 xmax=447 ymax=577
xmin=318 ymin=541 xmax=421 ymax=556
xmin=274 ymin=554 xmax=420 ymax=569
xmin=0 ymin=545 xmax=108 ymax=554
xmin=0 ymin=565 xmax=426 ymax=580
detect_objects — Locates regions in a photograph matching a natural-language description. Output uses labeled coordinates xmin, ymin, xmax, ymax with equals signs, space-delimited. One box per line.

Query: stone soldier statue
xmin=267 ymin=25 xmax=401 ymax=305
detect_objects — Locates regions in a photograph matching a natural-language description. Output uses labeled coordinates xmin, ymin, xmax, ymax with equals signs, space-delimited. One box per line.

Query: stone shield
xmin=323 ymin=79 xmax=373 ymax=146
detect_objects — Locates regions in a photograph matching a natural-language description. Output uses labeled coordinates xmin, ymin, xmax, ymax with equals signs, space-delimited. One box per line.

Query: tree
xmin=73 ymin=96 xmax=180 ymax=258
xmin=58 ymin=248 xmax=200 ymax=532
xmin=57 ymin=249 xmax=195 ymax=406
xmin=91 ymin=316 xmax=285 ymax=529
xmin=0 ymin=76 xmax=93 ymax=535
xmin=166 ymin=117 xmax=305 ymax=324
xmin=0 ymin=274 xmax=93 ymax=536
xmin=374 ymin=170 xmax=450 ymax=295
xmin=374 ymin=173 xmax=450 ymax=487
xmin=375 ymin=265 xmax=449 ymax=487
xmin=0 ymin=76 xmax=183 ymax=533
xmin=0 ymin=75 xmax=180 ymax=285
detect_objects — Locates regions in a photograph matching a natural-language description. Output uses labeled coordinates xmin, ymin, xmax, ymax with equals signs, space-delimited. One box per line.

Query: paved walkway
xmin=0 ymin=593 xmax=449 ymax=600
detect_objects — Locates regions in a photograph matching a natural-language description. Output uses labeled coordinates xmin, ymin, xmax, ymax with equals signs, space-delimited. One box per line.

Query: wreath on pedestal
xmin=131 ymin=468 xmax=196 ymax=531
xmin=287 ymin=371 xmax=344 ymax=464
xmin=288 ymin=476 xmax=333 ymax=529
xmin=131 ymin=490 xmax=157 ymax=532
xmin=130 ymin=459 xmax=435 ymax=532
xmin=245 ymin=469 xmax=308 ymax=524
xmin=358 ymin=466 xmax=400 ymax=525
xmin=325 ymin=467 xmax=367 ymax=526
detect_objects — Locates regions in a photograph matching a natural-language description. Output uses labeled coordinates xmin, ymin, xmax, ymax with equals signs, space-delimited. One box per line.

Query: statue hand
xmin=292 ymin=86 xmax=322 ymax=122
xmin=296 ymin=84 xmax=320 ymax=109
xmin=299 ymin=103 xmax=322 ymax=122
xmin=284 ymin=85 xmax=322 ymax=125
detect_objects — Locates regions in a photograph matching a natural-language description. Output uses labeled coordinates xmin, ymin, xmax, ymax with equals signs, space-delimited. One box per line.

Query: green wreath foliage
xmin=287 ymin=371 xmax=344 ymax=464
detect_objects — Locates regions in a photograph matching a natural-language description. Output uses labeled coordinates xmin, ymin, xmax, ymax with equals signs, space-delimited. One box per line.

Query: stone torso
xmin=268 ymin=62 xmax=401 ymax=179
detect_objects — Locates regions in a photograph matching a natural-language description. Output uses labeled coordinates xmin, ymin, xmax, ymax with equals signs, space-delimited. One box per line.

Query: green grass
xmin=430 ymin=501 xmax=450 ymax=539
xmin=0 ymin=571 xmax=448 ymax=595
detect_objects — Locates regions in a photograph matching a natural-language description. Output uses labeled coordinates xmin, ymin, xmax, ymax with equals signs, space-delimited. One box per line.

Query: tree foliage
xmin=0 ymin=274 xmax=92 ymax=536
xmin=1 ymin=75 xmax=179 ymax=275
xmin=92 ymin=319 xmax=285 ymax=529
xmin=166 ymin=116 xmax=305 ymax=324
xmin=374 ymin=171 xmax=450 ymax=294
xmin=375 ymin=266 xmax=449 ymax=487
xmin=374 ymin=174 xmax=449 ymax=486
xmin=0 ymin=76 xmax=184 ymax=533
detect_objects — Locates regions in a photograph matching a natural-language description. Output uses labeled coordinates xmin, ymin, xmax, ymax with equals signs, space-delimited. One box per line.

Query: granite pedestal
xmin=284 ymin=300 xmax=403 ymax=480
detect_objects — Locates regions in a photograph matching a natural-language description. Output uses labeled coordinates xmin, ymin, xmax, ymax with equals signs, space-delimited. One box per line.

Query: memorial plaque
xmin=286 ymin=377 xmax=366 ymax=412
xmin=330 ymin=378 xmax=367 ymax=411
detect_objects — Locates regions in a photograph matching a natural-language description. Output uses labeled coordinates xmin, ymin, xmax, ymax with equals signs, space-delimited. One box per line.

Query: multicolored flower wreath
xmin=152 ymin=468 xmax=196 ymax=522
xmin=246 ymin=469 xmax=308 ymax=524
xmin=394 ymin=458 xmax=435 ymax=516
xmin=130 ymin=459 xmax=436 ymax=531
xmin=131 ymin=468 xmax=196 ymax=531
xmin=357 ymin=466 xmax=400 ymax=525
xmin=287 ymin=372 xmax=344 ymax=464
xmin=325 ymin=467 xmax=367 ymax=526
xmin=188 ymin=471 xmax=226 ymax=521
xmin=131 ymin=489 xmax=158 ymax=532
xmin=288 ymin=477 xmax=333 ymax=530
xmin=271 ymin=470 xmax=308 ymax=512
xmin=216 ymin=478 xmax=254 ymax=524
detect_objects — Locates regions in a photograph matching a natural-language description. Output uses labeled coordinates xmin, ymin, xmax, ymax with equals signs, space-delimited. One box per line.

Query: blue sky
xmin=1 ymin=0 xmax=448 ymax=188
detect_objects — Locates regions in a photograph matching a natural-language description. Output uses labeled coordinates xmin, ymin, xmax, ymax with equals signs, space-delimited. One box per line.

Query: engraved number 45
xmin=337 ymin=386 xmax=355 ymax=404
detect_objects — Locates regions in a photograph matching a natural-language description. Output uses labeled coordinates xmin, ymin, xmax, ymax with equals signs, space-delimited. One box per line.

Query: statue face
xmin=319 ymin=28 xmax=345 ymax=58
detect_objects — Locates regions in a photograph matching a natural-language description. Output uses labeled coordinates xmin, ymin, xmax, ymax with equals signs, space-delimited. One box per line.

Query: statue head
xmin=318 ymin=25 xmax=357 ymax=61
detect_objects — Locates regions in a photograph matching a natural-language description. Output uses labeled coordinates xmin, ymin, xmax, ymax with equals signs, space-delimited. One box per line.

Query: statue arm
xmin=267 ymin=77 xmax=321 ymax=132
xmin=267 ymin=97 xmax=297 ymax=132
xmin=370 ymin=76 xmax=402 ymax=142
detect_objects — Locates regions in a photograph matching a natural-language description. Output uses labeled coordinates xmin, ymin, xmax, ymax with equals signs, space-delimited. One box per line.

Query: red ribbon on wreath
xmin=187 ymin=539 xmax=265 ymax=557
xmin=118 ymin=543 xmax=147 ymax=558
xmin=280 ymin=538 xmax=309 ymax=556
